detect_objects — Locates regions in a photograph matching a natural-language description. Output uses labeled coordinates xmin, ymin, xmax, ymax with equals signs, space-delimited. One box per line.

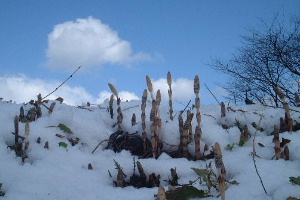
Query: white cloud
xmin=151 ymin=78 xmax=194 ymax=103
xmin=149 ymin=77 xmax=225 ymax=105
xmin=0 ymin=75 xmax=140 ymax=106
xmin=46 ymin=17 xmax=152 ymax=71
xmin=95 ymin=90 xmax=140 ymax=104
xmin=118 ymin=91 xmax=140 ymax=102
xmin=0 ymin=75 xmax=94 ymax=105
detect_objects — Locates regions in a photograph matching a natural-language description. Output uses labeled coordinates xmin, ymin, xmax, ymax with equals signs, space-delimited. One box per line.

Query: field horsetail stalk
xmin=194 ymin=75 xmax=202 ymax=160
xmin=214 ymin=142 xmax=226 ymax=200
xmin=22 ymin=121 xmax=30 ymax=163
xmin=274 ymin=86 xmax=293 ymax=132
xmin=141 ymin=89 xmax=148 ymax=152
xmin=167 ymin=72 xmax=174 ymax=121
xmin=108 ymin=83 xmax=123 ymax=131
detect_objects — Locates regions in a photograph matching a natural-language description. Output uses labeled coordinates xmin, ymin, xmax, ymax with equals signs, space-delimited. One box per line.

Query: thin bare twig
xmin=162 ymin=141 xmax=179 ymax=148
xmin=203 ymin=114 xmax=217 ymax=120
xmin=92 ymin=139 xmax=110 ymax=154
xmin=262 ymin=104 xmax=300 ymax=113
xmin=181 ymin=100 xmax=192 ymax=113
xmin=122 ymin=105 xmax=139 ymax=111
xmin=42 ymin=66 xmax=82 ymax=100
xmin=252 ymin=115 xmax=268 ymax=195
xmin=204 ymin=83 xmax=221 ymax=106
xmin=91 ymin=139 xmax=120 ymax=154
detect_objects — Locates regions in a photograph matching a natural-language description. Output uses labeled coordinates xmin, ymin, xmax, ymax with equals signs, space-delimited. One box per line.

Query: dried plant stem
xmin=43 ymin=66 xmax=82 ymax=100
xmin=252 ymin=115 xmax=268 ymax=194
xmin=91 ymin=139 xmax=110 ymax=154
xmin=262 ymin=104 xmax=300 ymax=113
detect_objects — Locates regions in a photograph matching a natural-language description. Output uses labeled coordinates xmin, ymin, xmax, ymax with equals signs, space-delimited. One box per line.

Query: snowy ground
xmin=0 ymin=98 xmax=300 ymax=200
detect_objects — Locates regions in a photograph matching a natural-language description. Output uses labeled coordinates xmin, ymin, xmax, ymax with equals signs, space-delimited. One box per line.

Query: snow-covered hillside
xmin=0 ymin=98 xmax=299 ymax=200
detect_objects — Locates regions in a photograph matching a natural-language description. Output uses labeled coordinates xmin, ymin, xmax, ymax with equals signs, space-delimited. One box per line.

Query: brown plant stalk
xmin=167 ymin=72 xmax=174 ymax=120
xmin=141 ymin=89 xmax=148 ymax=152
xmin=194 ymin=75 xmax=202 ymax=159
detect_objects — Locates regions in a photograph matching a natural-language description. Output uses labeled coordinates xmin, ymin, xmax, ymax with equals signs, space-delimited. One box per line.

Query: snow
xmin=0 ymin=98 xmax=300 ymax=200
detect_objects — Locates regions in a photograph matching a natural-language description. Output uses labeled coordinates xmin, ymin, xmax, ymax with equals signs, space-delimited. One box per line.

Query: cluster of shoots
xmin=19 ymin=93 xmax=56 ymax=123
xmin=12 ymin=115 xmax=31 ymax=164
xmin=180 ymin=111 xmax=194 ymax=157
xmin=105 ymin=72 xmax=205 ymax=160
xmin=176 ymin=75 xmax=203 ymax=159
xmin=113 ymin=159 xmax=160 ymax=188
xmin=147 ymin=75 xmax=162 ymax=158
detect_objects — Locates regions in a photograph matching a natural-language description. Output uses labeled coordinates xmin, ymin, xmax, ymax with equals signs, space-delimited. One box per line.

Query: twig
xmin=252 ymin=115 xmax=268 ymax=195
xmin=181 ymin=100 xmax=192 ymax=113
xmin=42 ymin=66 xmax=82 ymax=100
xmin=204 ymin=83 xmax=221 ymax=106
xmin=262 ymin=104 xmax=300 ymax=113
xmin=162 ymin=141 xmax=179 ymax=148
xmin=77 ymin=106 xmax=94 ymax=111
xmin=11 ymin=132 xmax=25 ymax=140
xmin=178 ymin=177 xmax=201 ymax=187
xmin=122 ymin=105 xmax=139 ymax=111
xmin=92 ymin=139 xmax=121 ymax=154
xmin=203 ymin=114 xmax=217 ymax=120
xmin=41 ymin=103 xmax=50 ymax=111
xmin=92 ymin=139 xmax=110 ymax=154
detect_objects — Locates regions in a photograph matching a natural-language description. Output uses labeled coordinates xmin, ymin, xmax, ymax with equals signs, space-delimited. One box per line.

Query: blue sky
xmin=1 ymin=1 xmax=300 ymax=106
